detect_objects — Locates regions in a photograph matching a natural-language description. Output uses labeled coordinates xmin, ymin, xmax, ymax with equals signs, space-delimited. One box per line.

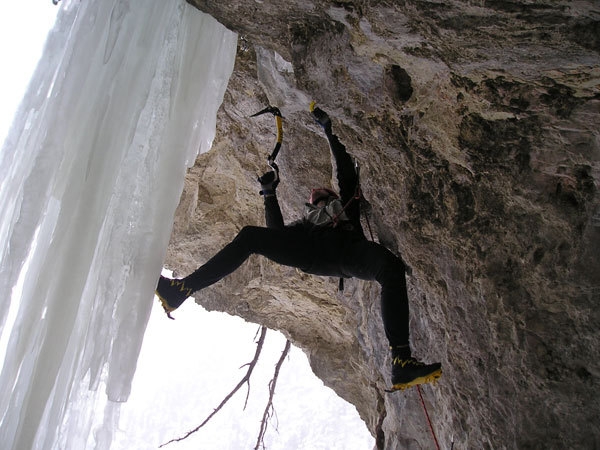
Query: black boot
xmin=390 ymin=346 xmax=442 ymax=390
xmin=155 ymin=275 xmax=193 ymax=319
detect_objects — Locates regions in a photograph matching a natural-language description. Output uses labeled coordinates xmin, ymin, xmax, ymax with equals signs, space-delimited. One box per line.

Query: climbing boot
xmin=155 ymin=275 xmax=193 ymax=319
xmin=309 ymin=101 xmax=332 ymax=135
xmin=390 ymin=357 xmax=442 ymax=391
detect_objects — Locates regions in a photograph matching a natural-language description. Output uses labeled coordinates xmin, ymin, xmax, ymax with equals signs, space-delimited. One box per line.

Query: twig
xmin=160 ymin=326 xmax=268 ymax=448
xmin=254 ymin=339 xmax=291 ymax=450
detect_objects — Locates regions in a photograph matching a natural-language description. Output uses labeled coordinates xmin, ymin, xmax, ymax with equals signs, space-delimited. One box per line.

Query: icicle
xmin=0 ymin=1 xmax=237 ymax=448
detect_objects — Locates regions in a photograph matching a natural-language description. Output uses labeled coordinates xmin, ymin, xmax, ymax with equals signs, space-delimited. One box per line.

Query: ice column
xmin=0 ymin=1 xmax=236 ymax=448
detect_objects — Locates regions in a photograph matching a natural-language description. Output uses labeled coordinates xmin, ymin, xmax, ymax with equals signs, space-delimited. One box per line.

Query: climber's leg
xmin=339 ymin=239 xmax=442 ymax=390
xmin=156 ymin=225 xmax=316 ymax=316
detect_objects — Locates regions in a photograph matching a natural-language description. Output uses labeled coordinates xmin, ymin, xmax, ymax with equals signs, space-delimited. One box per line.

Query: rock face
xmin=165 ymin=1 xmax=600 ymax=448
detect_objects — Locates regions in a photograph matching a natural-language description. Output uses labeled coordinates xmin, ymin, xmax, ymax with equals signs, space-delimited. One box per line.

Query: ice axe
xmin=251 ymin=105 xmax=283 ymax=183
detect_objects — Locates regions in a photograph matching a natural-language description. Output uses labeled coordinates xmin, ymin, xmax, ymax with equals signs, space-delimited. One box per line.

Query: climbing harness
xmin=251 ymin=105 xmax=283 ymax=177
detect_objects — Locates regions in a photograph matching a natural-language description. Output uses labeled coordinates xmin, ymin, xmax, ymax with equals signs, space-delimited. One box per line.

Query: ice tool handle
xmin=251 ymin=106 xmax=283 ymax=173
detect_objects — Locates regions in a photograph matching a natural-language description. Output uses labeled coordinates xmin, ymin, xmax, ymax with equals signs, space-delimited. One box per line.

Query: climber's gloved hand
xmin=310 ymin=102 xmax=332 ymax=135
xmin=258 ymin=169 xmax=279 ymax=196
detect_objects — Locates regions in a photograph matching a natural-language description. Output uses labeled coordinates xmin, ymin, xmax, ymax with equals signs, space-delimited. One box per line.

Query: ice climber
xmin=155 ymin=104 xmax=442 ymax=391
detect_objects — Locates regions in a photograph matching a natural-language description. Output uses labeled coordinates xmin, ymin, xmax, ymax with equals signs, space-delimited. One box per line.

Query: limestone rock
xmin=164 ymin=1 xmax=600 ymax=448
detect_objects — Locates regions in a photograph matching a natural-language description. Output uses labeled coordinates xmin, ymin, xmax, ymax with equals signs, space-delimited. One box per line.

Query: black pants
xmin=184 ymin=225 xmax=409 ymax=347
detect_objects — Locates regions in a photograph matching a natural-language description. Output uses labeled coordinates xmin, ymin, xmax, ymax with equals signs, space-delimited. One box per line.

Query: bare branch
xmin=254 ymin=339 xmax=291 ymax=450
xmin=160 ymin=326 xmax=268 ymax=448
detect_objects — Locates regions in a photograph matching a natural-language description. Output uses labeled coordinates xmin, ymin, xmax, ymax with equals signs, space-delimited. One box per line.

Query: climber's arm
xmin=258 ymin=169 xmax=285 ymax=230
xmin=263 ymin=195 xmax=285 ymax=229
xmin=310 ymin=104 xmax=358 ymax=205
xmin=328 ymin=134 xmax=359 ymax=206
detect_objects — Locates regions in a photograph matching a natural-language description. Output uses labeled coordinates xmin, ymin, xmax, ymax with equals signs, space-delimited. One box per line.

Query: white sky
xmin=0 ymin=1 xmax=59 ymax=146
xmin=0 ymin=2 xmax=373 ymax=449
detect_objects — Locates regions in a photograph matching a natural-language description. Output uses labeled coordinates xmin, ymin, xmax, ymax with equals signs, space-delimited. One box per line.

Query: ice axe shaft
xmin=251 ymin=106 xmax=283 ymax=163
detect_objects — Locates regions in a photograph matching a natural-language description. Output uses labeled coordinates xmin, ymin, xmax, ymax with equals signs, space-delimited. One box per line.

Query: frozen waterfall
xmin=0 ymin=1 xmax=237 ymax=448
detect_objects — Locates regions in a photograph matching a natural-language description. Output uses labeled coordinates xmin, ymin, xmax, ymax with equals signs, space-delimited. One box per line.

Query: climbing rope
xmin=416 ymin=385 xmax=441 ymax=450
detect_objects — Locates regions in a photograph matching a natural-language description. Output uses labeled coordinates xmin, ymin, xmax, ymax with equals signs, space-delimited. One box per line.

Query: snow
xmin=0 ymin=1 xmax=374 ymax=449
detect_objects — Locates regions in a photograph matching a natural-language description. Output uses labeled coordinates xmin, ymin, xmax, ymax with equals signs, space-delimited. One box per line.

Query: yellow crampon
xmin=387 ymin=367 xmax=443 ymax=392
xmin=155 ymin=279 xmax=191 ymax=320
xmin=156 ymin=294 xmax=176 ymax=320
